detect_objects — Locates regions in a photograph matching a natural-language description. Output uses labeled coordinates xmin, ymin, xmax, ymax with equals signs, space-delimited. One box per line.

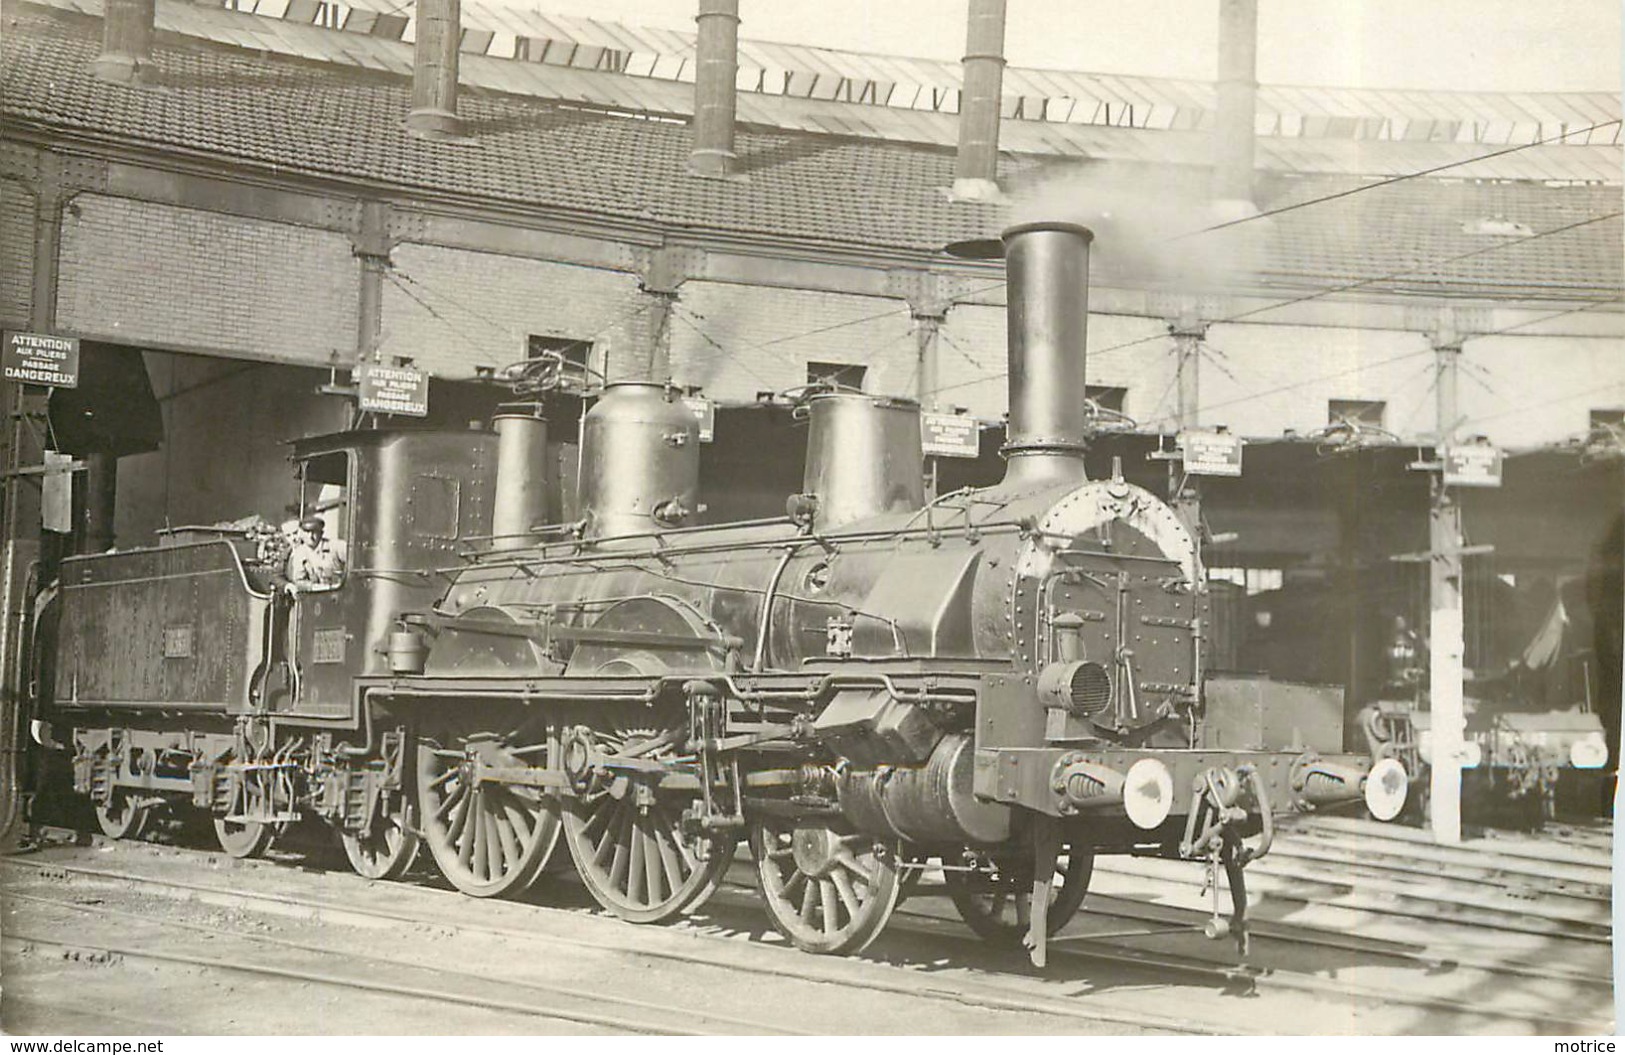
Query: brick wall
xmin=672 ymin=281 xmax=915 ymax=402
xmin=1463 ymin=335 xmax=1625 ymax=447
xmin=381 ymin=244 xmax=646 ymax=379
xmin=1202 ymin=322 xmax=1433 ymax=439
xmin=56 ymin=196 xmax=358 ymax=361
xmin=0 ymin=177 xmax=34 ymax=324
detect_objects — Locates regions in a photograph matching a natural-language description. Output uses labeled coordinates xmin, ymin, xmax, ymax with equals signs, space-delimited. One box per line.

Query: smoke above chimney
xmin=688 ymin=0 xmax=740 ymax=179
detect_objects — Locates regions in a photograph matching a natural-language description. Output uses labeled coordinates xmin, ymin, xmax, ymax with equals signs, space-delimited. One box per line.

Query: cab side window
xmin=291 ymin=452 xmax=351 ymax=589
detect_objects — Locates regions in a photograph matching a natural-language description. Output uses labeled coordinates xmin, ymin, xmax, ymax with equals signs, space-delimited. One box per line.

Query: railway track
xmin=5 ymin=820 xmax=1612 ymax=1035
xmin=707 ymin=868 xmax=1613 ymax=1035
xmin=3 ymin=888 xmax=792 ymax=1036
xmin=0 ymin=850 xmax=1198 ymax=1036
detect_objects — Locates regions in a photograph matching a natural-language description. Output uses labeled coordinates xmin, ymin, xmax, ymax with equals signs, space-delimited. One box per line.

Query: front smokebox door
xmin=1047 ymin=554 xmax=1198 ymax=736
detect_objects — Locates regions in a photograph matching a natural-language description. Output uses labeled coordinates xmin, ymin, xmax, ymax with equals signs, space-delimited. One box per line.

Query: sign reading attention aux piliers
xmin=1443 ymin=444 xmax=1504 ymax=488
xmin=921 ymin=412 xmax=981 ymax=459
xmin=3 ymin=332 xmax=80 ymax=388
xmin=354 ymin=363 xmax=429 ymax=417
xmin=1178 ymin=430 xmax=1244 ymax=476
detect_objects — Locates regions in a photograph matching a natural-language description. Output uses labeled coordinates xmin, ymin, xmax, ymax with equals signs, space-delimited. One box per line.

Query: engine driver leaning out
xmin=286 ymin=516 xmax=344 ymax=592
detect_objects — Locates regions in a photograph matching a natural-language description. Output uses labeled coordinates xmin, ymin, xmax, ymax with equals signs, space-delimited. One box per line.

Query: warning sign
xmin=1443 ymin=444 xmax=1503 ymax=488
xmin=921 ymin=412 xmax=980 ymax=459
xmin=355 ymin=363 xmax=429 ymax=418
xmin=1179 ymin=430 xmax=1243 ymax=477
xmin=3 ymin=332 xmax=80 ymax=388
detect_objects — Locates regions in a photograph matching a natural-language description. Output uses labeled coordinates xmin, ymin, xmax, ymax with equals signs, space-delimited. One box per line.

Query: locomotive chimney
xmin=999 ymin=221 xmax=1094 ymax=489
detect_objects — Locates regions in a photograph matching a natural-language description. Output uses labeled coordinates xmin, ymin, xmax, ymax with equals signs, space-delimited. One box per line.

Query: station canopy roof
xmin=199 ymin=0 xmax=1622 ymax=181
xmin=2 ymin=0 xmax=1621 ymax=304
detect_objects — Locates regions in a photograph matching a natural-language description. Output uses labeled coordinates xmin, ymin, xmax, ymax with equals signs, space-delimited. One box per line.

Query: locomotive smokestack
xmin=1000 ymin=221 xmax=1094 ymax=488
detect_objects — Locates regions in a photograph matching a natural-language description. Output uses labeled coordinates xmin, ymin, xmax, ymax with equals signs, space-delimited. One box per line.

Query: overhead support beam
xmin=407 ymin=0 xmax=463 ymax=140
xmin=1213 ymin=0 xmax=1258 ymax=208
xmin=354 ymin=201 xmax=392 ymax=363
xmin=90 ymin=0 xmax=155 ymax=85
xmin=951 ymin=0 xmax=1007 ymax=201
xmin=688 ymin=0 xmax=741 ymax=179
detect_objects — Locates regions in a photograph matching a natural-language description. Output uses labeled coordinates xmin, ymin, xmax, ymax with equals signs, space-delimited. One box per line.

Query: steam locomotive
xmin=25 ymin=222 xmax=1404 ymax=965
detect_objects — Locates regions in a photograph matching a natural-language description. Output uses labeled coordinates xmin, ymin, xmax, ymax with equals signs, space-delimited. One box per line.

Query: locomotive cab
xmin=280 ymin=429 xmax=497 ymax=717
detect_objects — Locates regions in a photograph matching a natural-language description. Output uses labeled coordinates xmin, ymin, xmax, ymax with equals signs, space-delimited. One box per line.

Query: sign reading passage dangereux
xmin=1443 ymin=444 xmax=1504 ymax=488
xmin=354 ymin=362 xmax=429 ymax=417
xmin=1179 ymin=430 xmax=1244 ymax=477
xmin=921 ymin=412 xmax=980 ymax=459
xmin=3 ymin=332 xmax=80 ymax=388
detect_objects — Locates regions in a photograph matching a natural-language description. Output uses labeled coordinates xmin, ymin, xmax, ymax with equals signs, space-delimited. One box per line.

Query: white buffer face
xmin=1123 ymin=758 xmax=1175 ymax=830
xmin=1570 ymin=735 xmax=1608 ymax=769
xmin=1363 ymin=757 xmax=1409 ymax=822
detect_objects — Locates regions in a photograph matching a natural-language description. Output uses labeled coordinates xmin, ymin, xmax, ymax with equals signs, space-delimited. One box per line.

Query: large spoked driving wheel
xmin=944 ymin=844 xmax=1094 ymax=946
xmin=95 ymin=791 xmax=151 ymax=841
xmin=416 ymin=736 xmax=561 ymax=898
xmin=561 ymin=725 xmax=734 ymax=924
xmin=751 ymin=814 xmax=902 ymax=956
xmin=340 ymin=796 xmax=422 ymax=881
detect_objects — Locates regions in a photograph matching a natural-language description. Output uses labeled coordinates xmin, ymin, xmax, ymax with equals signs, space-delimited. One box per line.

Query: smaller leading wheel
xmin=340 ymin=796 xmax=421 ymax=881
xmin=943 ymin=844 xmax=1094 ymax=946
xmin=751 ymin=814 xmax=902 ymax=955
xmin=95 ymin=791 xmax=151 ymax=841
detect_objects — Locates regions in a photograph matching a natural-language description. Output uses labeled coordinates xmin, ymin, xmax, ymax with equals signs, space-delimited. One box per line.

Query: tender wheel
xmin=213 ymin=816 xmax=272 ymax=859
xmin=95 ymin=791 xmax=151 ymax=841
xmin=416 ymin=736 xmax=560 ymax=898
xmin=560 ymin=725 xmax=734 ymax=924
xmin=944 ymin=845 xmax=1094 ymax=946
xmin=340 ymin=797 xmax=422 ymax=881
xmin=751 ymin=814 xmax=902 ymax=955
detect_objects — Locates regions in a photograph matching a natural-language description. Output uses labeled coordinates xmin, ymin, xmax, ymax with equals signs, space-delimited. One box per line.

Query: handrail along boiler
xmin=30 ymin=222 xmax=1405 ymax=964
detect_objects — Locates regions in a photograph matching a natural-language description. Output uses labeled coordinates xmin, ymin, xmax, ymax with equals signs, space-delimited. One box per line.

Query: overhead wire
xmin=923 ymin=210 xmax=1623 ymax=407
xmin=1192 ymin=119 xmax=1624 ymax=236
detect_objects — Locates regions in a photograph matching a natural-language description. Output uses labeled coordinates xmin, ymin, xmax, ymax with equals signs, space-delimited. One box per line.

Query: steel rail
xmin=0 ymin=853 xmax=1213 ymax=1036
xmin=707 ymin=874 xmax=1613 ymax=1033
xmin=1289 ymin=815 xmax=1614 ymax=871
xmin=4 ymin=888 xmax=797 ymax=1036
xmin=1066 ymin=890 xmax=1612 ymax=990
xmin=0 ymin=932 xmax=704 ymax=1036
xmin=6 ymin=884 xmax=793 ymax=1033
xmin=1089 ymin=858 xmax=1611 ymax=940
xmin=1250 ymin=839 xmax=1613 ymax=904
